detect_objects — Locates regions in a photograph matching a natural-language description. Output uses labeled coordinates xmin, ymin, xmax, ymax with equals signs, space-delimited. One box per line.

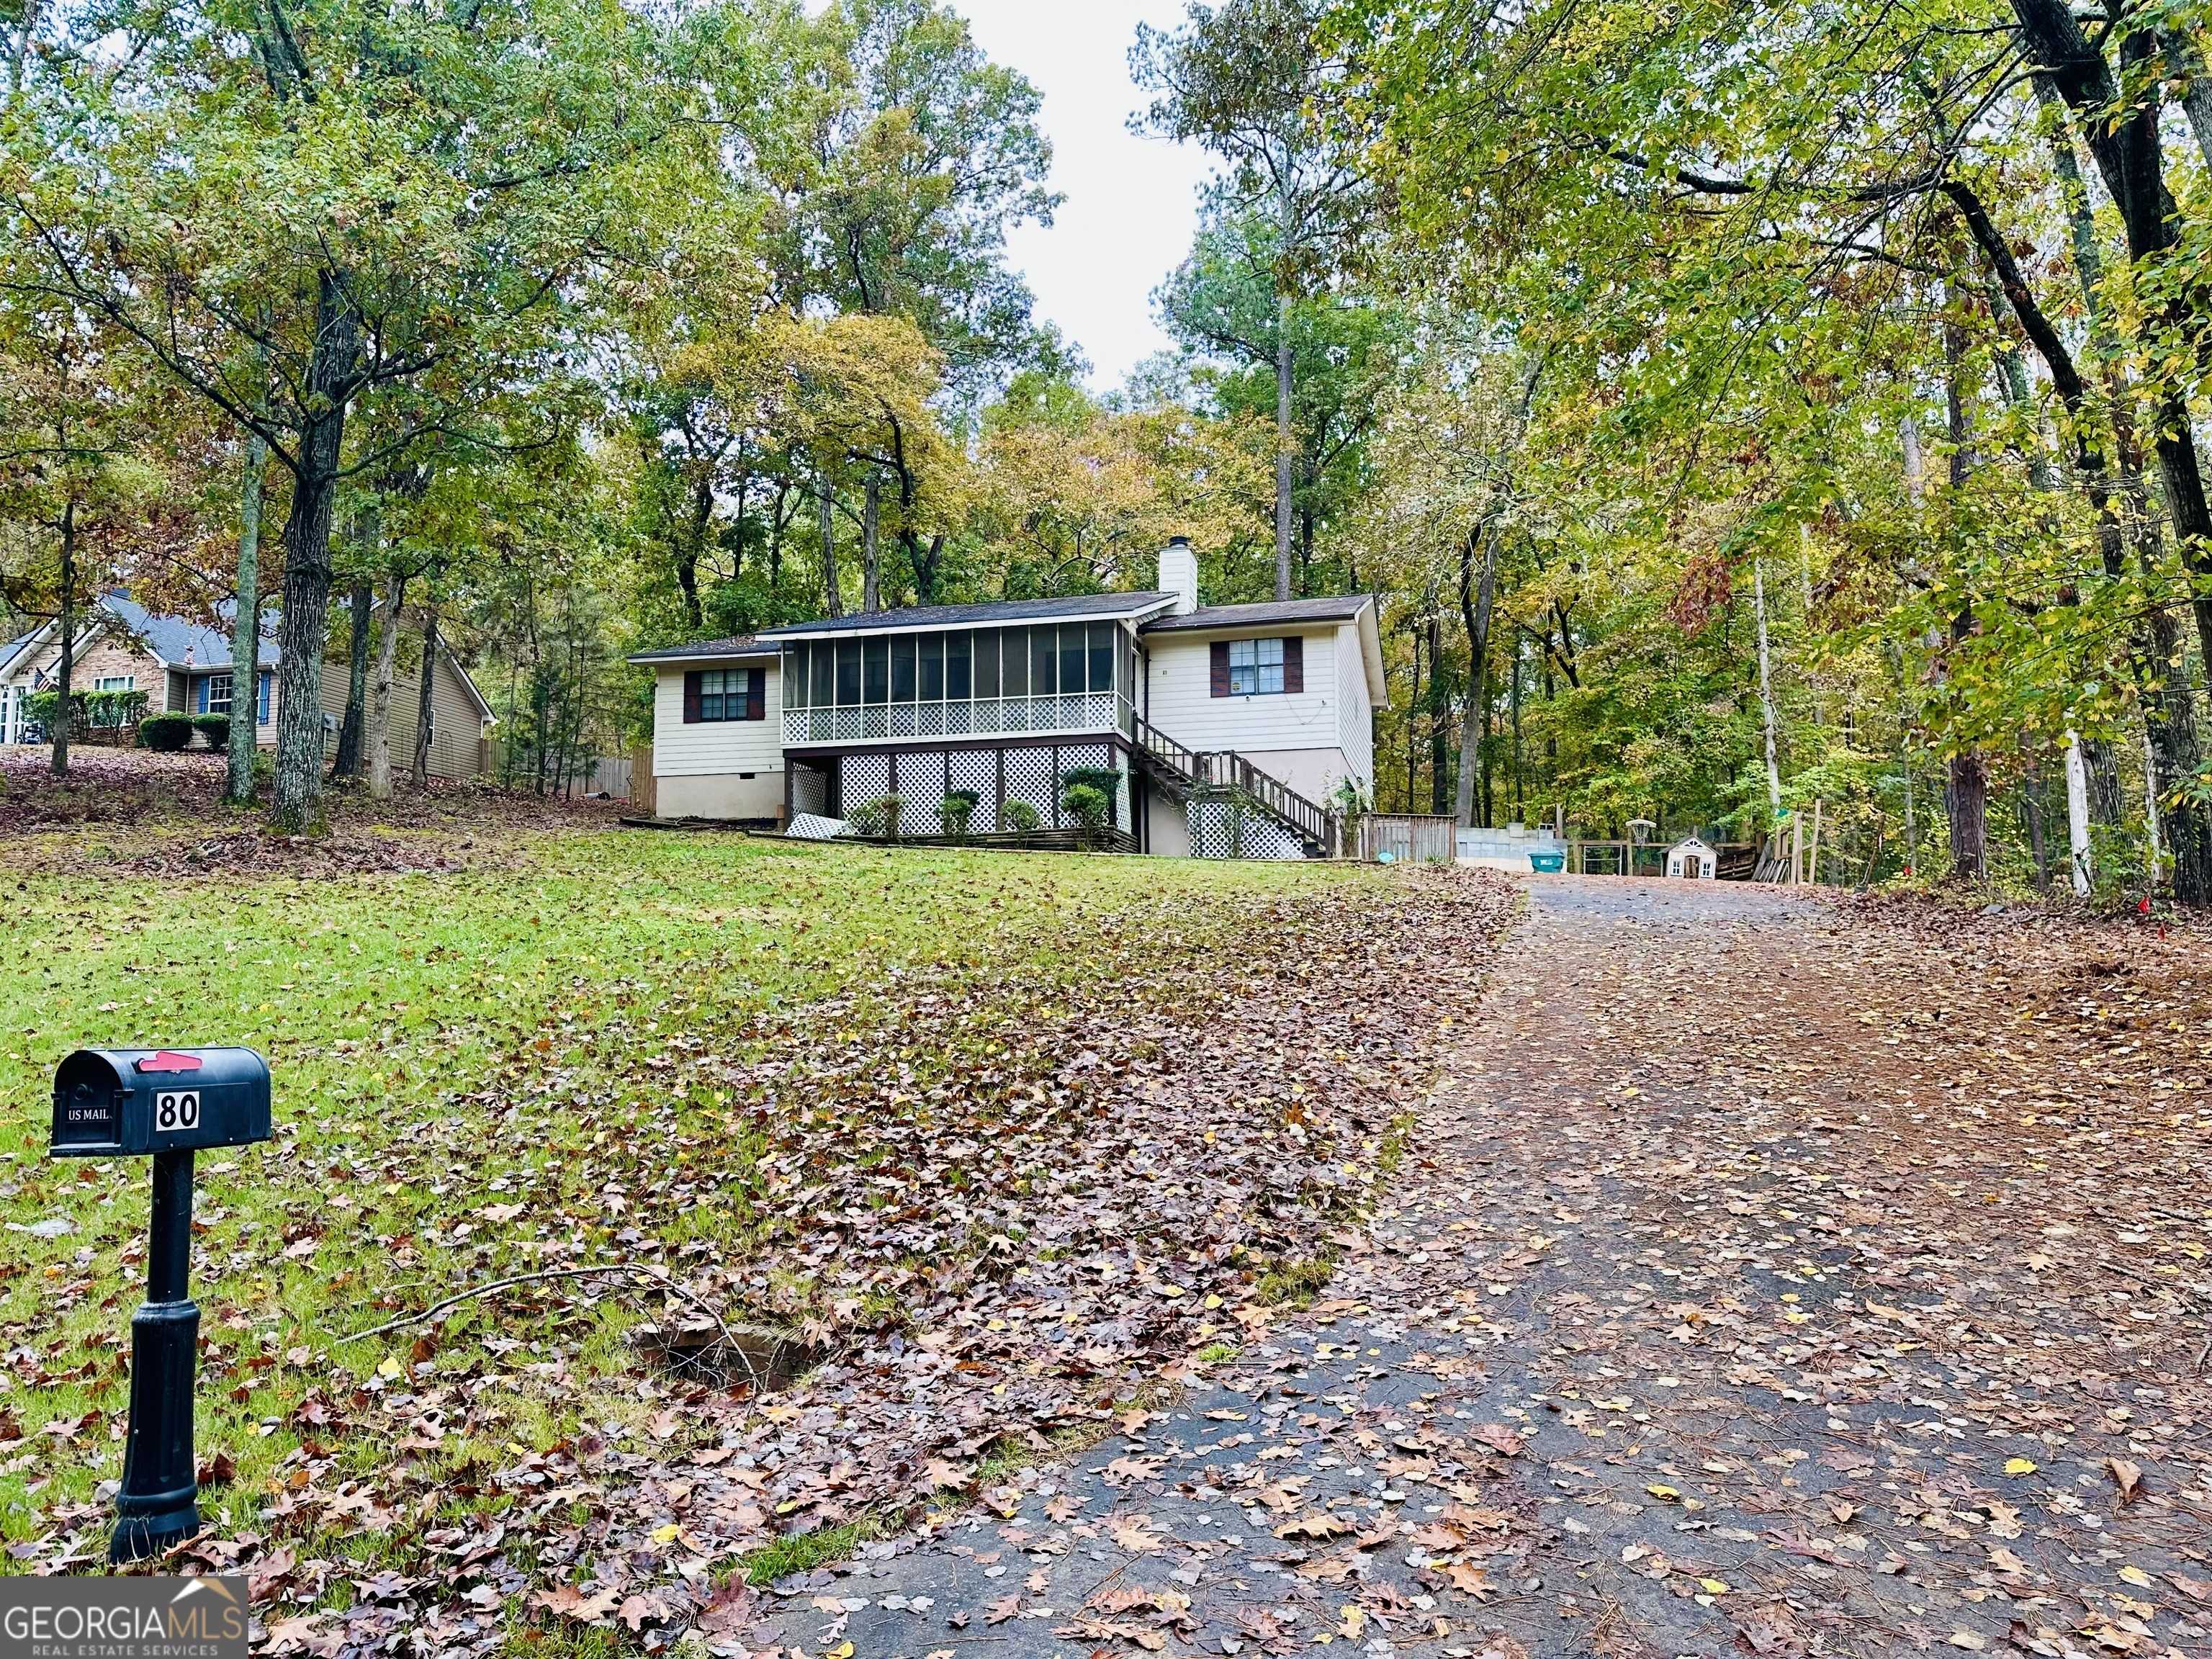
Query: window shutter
xmin=745 ymin=666 xmax=766 ymax=721
xmin=1282 ymin=635 xmax=1304 ymax=694
xmin=195 ymin=677 xmax=208 ymax=714
xmin=1210 ymin=642 xmax=1230 ymax=698
xmin=682 ymin=670 xmax=703 ymax=724
xmin=258 ymin=672 xmax=272 ymax=725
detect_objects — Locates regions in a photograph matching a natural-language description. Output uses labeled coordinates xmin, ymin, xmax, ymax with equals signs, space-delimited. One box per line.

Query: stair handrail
xmin=1130 ymin=711 xmax=1336 ymax=850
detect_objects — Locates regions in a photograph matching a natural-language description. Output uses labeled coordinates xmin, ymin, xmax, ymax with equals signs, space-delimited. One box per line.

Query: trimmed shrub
xmin=938 ymin=789 xmax=979 ymax=839
xmin=1061 ymin=783 xmax=1112 ymax=842
xmin=845 ymin=794 xmax=902 ymax=838
xmin=192 ymin=713 xmax=231 ymax=749
xmin=138 ymin=713 xmax=196 ymax=752
xmin=1001 ymin=799 xmax=1042 ymax=833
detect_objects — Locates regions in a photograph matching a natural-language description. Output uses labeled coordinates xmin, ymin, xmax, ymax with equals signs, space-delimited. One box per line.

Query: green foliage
xmin=846 ymin=794 xmax=903 ymax=837
xmin=191 ymin=713 xmax=231 ymax=748
xmin=1001 ymin=799 xmax=1041 ymax=833
xmin=1061 ymin=782 xmax=1112 ymax=839
xmin=138 ymin=712 xmax=195 ymax=752
xmin=937 ymin=789 xmax=979 ymax=838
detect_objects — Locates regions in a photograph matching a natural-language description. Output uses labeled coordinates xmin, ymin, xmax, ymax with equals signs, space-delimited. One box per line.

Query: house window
xmin=203 ymin=674 xmax=233 ymax=715
xmin=1228 ymin=637 xmax=1285 ymax=696
xmin=95 ymin=675 xmax=135 ymax=693
xmin=697 ymin=668 xmax=752 ymax=721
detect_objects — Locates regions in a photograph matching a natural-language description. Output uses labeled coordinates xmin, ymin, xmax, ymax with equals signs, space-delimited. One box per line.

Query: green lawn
xmin=0 ymin=824 xmax=1386 ymax=1565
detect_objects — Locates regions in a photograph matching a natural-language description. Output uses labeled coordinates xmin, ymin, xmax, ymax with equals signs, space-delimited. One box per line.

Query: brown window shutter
xmin=745 ymin=666 xmax=765 ymax=721
xmin=1282 ymin=635 xmax=1304 ymax=693
xmin=682 ymin=670 xmax=702 ymax=724
xmin=1210 ymin=641 xmax=1230 ymax=697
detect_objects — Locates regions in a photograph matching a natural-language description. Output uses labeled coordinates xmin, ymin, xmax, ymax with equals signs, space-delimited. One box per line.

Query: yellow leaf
xmin=376 ymin=1355 xmax=403 ymax=1381
xmin=2120 ymin=1565 xmax=2154 ymax=1588
xmin=651 ymin=1524 xmax=680 ymax=1544
xmin=2003 ymin=1457 xmax=2038 ymax=1476
xmin=1698 ymin=1578 xmax=1729 ymax=1594
xmin=1645 ymin=1484 xmax=1680 ymax=1501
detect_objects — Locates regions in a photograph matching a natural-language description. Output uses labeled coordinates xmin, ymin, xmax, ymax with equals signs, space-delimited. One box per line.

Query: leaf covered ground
xmin=767 ymin=878 xmax=2212 ymax=1659
xmin=0 ymin=807 xmax=1516 ymax=1655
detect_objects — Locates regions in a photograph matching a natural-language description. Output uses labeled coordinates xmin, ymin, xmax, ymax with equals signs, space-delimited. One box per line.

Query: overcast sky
xmin=947 ymin=0 xmax=1215 ymax=392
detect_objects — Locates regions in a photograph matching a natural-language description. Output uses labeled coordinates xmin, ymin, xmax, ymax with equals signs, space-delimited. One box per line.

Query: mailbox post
xmin=50 ymin=1048 xmax=272 ymax=1563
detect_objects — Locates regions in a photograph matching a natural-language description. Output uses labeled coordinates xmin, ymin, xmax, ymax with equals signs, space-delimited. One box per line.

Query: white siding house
xmin=629 ymin=541 xmax=1389 ymax=858
xmin=631 ymin=641 xmax=783 ymax=822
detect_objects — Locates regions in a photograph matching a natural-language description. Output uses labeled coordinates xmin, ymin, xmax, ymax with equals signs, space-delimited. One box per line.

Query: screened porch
xmin=779 ymin=621 xmax=1138 ymax=747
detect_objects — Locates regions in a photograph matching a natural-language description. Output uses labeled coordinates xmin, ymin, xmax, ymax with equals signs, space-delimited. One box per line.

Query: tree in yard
xmin=0 ymin=292 xmax=163 ymax=777
xmin=1154 ymin=207 xmax=1401 ymax=598
xmin=4 ymin=0 xmax=717 ymax=830
xmin=1135 ymin=0 xmax=1371 ymax=602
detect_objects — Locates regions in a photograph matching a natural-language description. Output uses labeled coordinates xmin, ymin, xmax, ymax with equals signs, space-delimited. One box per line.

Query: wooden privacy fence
xmin=1358 ymin=814 xmax=1458 ymax=863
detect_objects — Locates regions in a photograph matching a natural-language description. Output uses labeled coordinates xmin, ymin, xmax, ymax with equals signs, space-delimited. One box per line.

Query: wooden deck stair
xmin=1129 ymin=712 xmax=1337 ymax=855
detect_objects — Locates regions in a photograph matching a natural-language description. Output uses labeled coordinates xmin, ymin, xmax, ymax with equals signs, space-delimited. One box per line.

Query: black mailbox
xmin=51 ymin=1048 xmax=271 ymax=1158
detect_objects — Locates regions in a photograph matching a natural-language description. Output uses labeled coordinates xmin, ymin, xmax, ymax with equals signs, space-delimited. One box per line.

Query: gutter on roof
xmin=626 ymin=643 xmax=778 ymax=665
xmin=757 ymin=595 xmax=1177 ymax=642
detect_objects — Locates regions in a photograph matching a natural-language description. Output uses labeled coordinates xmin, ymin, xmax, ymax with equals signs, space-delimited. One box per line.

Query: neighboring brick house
xmin=0 ymin=594 xmax=495 ymax=779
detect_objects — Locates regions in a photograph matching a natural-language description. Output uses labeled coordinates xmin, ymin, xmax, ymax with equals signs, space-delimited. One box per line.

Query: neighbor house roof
xmin=0 ymin=630 xmax=40 ymax=679
xmin=0 ymin=594 xmax=497 ymax=724
xmin=101 ymin=592 xmax=279 ymax=672
xmin=626 ymin=635 xmax=780 ymax=665
xmin=1140 ymin=595 xmax=1375 ymax=633
xmin=757 ymin=591 xmax=1178 ymax=639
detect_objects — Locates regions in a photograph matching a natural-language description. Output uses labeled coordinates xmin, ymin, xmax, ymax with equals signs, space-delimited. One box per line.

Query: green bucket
xmin=1529 ymin=849 xmax=1565 ymax=873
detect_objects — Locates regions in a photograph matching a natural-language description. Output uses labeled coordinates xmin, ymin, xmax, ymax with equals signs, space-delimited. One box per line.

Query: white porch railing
xmin=783 ymin=692 xmax=1133 ymax=747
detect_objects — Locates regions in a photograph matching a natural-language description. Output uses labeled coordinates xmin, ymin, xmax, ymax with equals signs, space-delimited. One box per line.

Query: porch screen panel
xmin=1088 ymin=624 xmax=1114 ymax=694
xmin=1030 ymin=629 xmax=1056 ymax=698
xmin=950 ymin=749 xmax=997 ymax=832
xmin=890 ymin=637 xmax=917 ymax=702
xmin=1002 ymin=628 xmax=1029 ymax=697
xmin=973 ymin=629 xmax=1001 ymax=698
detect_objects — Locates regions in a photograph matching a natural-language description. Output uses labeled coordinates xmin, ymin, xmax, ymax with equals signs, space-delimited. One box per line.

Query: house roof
xmin=0 ymin=630 xmax=40 ymax=679
xmin=1139 ymin=595 xmax=1375 ymax=633
xmin=0 ymin=594 xmax=496 ymax=725
xmin=757 ymin=591 xmax=1177 ymax=640
xmin=100 ymin=593 xmax=279 ymax=672
xmin=627 ymin=635 xmax=780 ymax=665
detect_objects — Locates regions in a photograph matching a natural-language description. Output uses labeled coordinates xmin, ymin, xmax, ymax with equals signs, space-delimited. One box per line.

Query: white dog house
xmin=1666 ymin=835 xmax=1718 ymax=879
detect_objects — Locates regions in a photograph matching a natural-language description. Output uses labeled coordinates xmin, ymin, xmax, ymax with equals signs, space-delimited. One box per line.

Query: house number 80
xmin=155 ymin=1091 xmax=200 ymax=1131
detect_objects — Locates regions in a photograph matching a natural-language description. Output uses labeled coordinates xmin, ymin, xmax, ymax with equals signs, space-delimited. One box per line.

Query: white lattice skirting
xmin=1188 ymin=799 xmax=1307 ymax=860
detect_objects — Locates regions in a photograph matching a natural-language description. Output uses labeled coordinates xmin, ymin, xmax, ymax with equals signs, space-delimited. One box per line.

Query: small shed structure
xmin=1665 ymin=834 xmax=1718 ymax=879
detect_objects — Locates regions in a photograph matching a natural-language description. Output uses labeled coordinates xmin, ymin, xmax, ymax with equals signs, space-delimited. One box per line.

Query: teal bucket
xmin=1529 ymin=850 xmax=1565 ymax=873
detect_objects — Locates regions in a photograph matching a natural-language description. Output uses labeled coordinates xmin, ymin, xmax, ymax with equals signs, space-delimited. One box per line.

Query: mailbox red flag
xmin=135 ymin=1051 xmax=204 ymax=1074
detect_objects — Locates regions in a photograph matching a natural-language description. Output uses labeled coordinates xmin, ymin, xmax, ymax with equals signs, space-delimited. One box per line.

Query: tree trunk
xmin=6 ymin=0 xmax=37 ymax=102
xmin=861 ymin=469 xmax=881 ymax=613
xmin=367 ymin=570 xmax=407 ymax=800
xmin=817 ymin=478 xmax=842 ymax=618
xmin=332 ymin=572 xmax=372 ymax=781
xmin=225 ymin=433 xmax=267 ymax=805
xmin=270 ymin=272 xmax=359 ymax=834
xmin=50 ymin=497 xmax=73 ymax=778
xmin=1753 ymin=559 xmax=1783 ymax=819
xmin=413 ymin=606 xmax=437 ymax=785
xmin=1274 ymin=287 xmax=1294 ymax=603
xmin=2014 ymin=0 xmax=2212 ymax=669
xmin=1454 ymin=523 xmax=1499 ymax=828
xmin=675 ymin=475 xmax=709 ymax=629
xmin=1426 ymin=611 xmax=1448 ymax=815
xmin=2064 ymin=732 xmax=2092 ymax=895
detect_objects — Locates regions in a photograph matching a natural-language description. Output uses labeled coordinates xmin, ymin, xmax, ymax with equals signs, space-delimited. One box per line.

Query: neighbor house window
xmin=200 ymin=674 xmax=233 ymax=714
xmin=1228 ymin=637 xmax=1285 ymax=696
xmin=95 ymin=675 xmax=135 ymax=693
